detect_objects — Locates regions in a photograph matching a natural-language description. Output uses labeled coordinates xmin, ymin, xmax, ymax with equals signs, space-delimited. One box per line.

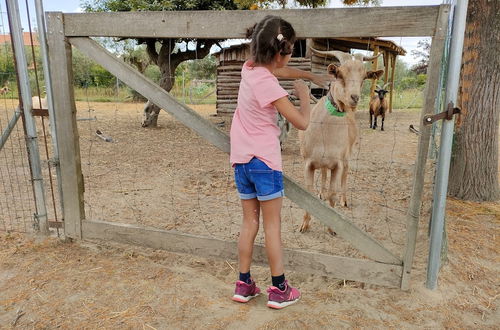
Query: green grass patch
xmin=359 ymin=88 xmax=424 ymax=110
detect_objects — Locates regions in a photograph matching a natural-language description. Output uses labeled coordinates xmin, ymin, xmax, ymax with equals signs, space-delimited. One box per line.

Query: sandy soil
xmin=0 ymin=101 xmax=498 ymax=328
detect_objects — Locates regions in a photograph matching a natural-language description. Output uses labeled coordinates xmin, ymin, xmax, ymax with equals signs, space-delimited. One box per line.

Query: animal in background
xmin=0 ymin=86 xmax=9 ymax=95
xmin=277 ymin=112 xmax=291 ymax=150
xmin=369 ymin=83 xmax=390 ymax=131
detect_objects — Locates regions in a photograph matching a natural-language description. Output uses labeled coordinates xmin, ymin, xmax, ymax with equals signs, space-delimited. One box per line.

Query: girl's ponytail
xmin=246 ymin=15 xmax=296 ymax=64
xmin=277 ymin=36 xmax=293 ymax=56
xmin=246 ymin=24 xmax=256 ymax=39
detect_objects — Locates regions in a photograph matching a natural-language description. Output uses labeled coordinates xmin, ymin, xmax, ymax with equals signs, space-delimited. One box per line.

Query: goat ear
xmin=327 ymin=64 xmax=339 ymax=77
xmin=366 ymin=69 xmax=384 ymax=80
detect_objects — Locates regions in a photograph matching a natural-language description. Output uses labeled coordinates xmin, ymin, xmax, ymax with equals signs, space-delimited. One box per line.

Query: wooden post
xmin=383 ymin=50 xmax=389 ymax=84
xmin=400 ymin=4 xmax=450 ymax=290
xmin=82 ymin=220 xmax=403 ymax=288
xmin=62 ymin=7 xmax=441 ymax=39
xmin=47 ymin=12 xmax=85 ymax=238
xmin=370 ymin=46 xmax=380 ymax=97
xmin=389 ymin=54 xmax=396 ymax=113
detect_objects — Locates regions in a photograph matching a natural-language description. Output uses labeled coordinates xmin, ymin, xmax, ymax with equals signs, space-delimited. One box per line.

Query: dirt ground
xmin=1 ymin=101 xmax=499 ymax=328
xmin=76 ymin=102 xmax=431 ymax=257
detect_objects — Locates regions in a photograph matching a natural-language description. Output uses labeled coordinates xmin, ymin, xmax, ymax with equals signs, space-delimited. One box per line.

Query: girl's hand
xmin=310 ymin=73 xmax=335 ymax=89
xmin=293 ymin=79 xmax=310 ymax=100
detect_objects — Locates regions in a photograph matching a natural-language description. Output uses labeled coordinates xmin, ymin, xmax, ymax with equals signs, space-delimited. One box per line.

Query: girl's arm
xmin=274 ymin=67 xmax=333 ymax=88
xmin=272 ymin=80 xmax=311 ymax=131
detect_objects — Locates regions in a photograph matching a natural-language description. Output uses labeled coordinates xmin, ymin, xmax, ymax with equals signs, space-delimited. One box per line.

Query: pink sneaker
xmin=232 ymin=279 xmax=261 ymax=303
xmin=266 ymin=280 xmax=301 ymax=309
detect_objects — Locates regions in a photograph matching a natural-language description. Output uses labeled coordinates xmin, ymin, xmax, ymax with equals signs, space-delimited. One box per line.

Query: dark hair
xmin=245 ymin=15 xmax=296 ymax=64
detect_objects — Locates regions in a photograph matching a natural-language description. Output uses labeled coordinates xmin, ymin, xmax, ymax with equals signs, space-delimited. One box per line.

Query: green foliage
xmin=411 ymin=39 xmax=430 ymax=74
xmin=0 ymin=45 xmax=16 ymax=87
xmin=82 ymin=0 xmax=239 ymax=12
xmin=175 ymin=55 xmax=217 ymax=81
xmin=72 ymin=48 xmax=115 ymax=88
xmin=127 ymin=65 xmax=162 ymax=101
xmin=234 ymin=0 xmax=326 ymax=9
xmin=342 ymin=0 xmax=381 ymax=5
xmin=0 ymin=44 xmax=43 ymax=89
xmin=144 ymin=65 xmax=161 ymax=82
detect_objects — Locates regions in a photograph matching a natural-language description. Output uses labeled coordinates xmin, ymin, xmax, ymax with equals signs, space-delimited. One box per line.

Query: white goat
xmin=299 ymin=49 xmax=383 ymax=233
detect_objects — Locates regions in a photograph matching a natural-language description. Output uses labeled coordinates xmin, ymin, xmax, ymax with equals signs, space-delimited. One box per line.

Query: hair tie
xmin=276 ymin=33 xmax=284 ymax=41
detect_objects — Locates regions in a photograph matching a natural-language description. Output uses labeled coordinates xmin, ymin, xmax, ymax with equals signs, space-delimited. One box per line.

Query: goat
xmin=277 ymin=112 xmax=291 ymax=150
xmin=0 ymin=86 xmax=9 ymax=95
xmin=299 ymin=48 xmax=383 ymax=233
xmin=369 ymin=83 xmax=390 ymax=131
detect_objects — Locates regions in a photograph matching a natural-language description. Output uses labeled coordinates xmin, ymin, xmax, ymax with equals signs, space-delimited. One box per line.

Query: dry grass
xmin=1 ymin=101 xmax=499 ymax=328
xmin=0 ymin=198 xmax=498 ymax=328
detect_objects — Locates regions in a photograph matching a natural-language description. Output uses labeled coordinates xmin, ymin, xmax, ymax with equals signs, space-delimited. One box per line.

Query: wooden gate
xmin=46 ymin=5 xmax=450 ymax=289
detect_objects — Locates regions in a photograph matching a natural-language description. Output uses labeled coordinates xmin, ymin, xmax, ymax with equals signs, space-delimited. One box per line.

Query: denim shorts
xmin=234 ymin=157 xmax=284 ymax=201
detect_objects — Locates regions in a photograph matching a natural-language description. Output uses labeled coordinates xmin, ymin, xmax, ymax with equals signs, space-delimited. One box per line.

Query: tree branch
xmin=145 ymin=39 xmax=159 ymax=65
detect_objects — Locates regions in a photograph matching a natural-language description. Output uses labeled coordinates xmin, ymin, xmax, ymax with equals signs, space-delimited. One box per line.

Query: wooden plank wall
xmin=216 ymin=57 xmax=311 ymax=115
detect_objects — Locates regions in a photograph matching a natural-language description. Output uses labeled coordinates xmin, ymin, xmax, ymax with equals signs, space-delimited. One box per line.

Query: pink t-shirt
xmin=230 ymin=61 xmax=288 ymax=171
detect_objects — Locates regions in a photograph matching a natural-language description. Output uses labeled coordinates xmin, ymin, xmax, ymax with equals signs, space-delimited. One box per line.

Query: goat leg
xmin=300 ymin=163 xmax=315 ymax=233
xmin=326 ymin=167 xmax=341 ymax=236
xmin=381 ymin=115 xmax=385 ymax=131
xmin=373 ymin=116 xmax=377 ymax=129
xmin=369 ymin=111 xmax=373 ymax=128
xmin=319 ymin=168 xmax=328 ymax=200
xmin=340 ymin=162 xmax=349 ymax=207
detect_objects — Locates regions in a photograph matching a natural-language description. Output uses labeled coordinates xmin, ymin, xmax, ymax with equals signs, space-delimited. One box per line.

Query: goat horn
xmin=383 ymin=82 xmax=392 ymax=89
xmin=309 ymin=47 xmax=352 ymax=65
xmin=376 ymin=85 xmax=382 ymax=90
xmin=362 ymin=53 xmax=382 ymax=62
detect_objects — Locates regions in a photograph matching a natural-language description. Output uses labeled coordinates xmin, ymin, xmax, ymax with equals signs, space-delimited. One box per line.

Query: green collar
xmin=325 ymin=95 xmax=346 ymax=117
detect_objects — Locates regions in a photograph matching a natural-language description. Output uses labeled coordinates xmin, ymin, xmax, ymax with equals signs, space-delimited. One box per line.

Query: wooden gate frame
xmin=46 ymin=5 xmax=450 ymax=289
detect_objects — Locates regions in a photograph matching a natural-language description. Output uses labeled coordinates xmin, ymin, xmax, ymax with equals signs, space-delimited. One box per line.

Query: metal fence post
xmin=35 ymin=0 xmax=64 ymax=220
xmin=6 ymin=0 xmax=49 ymax=234
xmin=426 ymin=0 xmax=468 ymax=290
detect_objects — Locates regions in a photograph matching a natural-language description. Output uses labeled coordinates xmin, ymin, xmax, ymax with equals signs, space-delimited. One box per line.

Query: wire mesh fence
xmin=0 ymin=21 xmax=436 ymax=258
xmin=76 ymin=67 xmax=434 ymax=260
xmin=0 ymin=90 xmax=36 ymax=232
xmin=0 ymin=0 xmax=61 ymax=234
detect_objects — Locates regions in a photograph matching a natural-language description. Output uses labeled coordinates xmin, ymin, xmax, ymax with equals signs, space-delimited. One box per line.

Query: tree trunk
xmin=141 ymin=61 xmax=175 ymax=127
xmin=141 ymin=39 xmax=214 ymax=127
xmin=448 ymin=0 xmax=500 ymax=201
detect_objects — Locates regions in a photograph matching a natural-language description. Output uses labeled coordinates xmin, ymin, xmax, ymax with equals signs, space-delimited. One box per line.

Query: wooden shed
xmin=214 ymin=38 xmax=406 ymax=115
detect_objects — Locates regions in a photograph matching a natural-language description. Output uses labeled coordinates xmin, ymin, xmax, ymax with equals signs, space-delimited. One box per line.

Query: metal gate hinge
xmin=423 ymin=102 xmax=461 ymax=126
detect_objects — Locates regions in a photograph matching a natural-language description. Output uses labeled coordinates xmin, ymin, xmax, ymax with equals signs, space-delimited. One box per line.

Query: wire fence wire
xmin=77 ymin=60 xmax=432 ymax=260
xmin=0 ymin=0 xmax=34 ymax=233
xmin=0 ymin=89 xmax=37 ymax=233
xmin=1 ymin=28 xmax=435 ymax=260
xmin=0 ymin=0 xmax=62 ymax=234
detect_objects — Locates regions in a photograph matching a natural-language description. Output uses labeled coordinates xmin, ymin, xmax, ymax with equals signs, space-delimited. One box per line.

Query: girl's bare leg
xmin=238 ymin=198 xmax=260 ymax=273
xmin=261 ymin=197 xmax=284 ymax=276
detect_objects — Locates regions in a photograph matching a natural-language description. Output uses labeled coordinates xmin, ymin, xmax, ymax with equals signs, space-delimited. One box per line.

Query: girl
xmin=230 ymin=15 xmax=329 ymax=309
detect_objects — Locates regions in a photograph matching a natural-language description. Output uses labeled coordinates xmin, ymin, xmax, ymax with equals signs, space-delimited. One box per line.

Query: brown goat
xmin=299 ymin=49 xmax=383 ymax=233
xmin=369 ymin=83 xmax=390 ymax=131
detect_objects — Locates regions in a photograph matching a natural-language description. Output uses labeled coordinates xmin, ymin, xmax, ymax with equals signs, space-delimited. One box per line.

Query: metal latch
xmin=423 ymin=102 xmax=461 ymax=126
xmin=48 ymin=221 xmax=64 ymax=229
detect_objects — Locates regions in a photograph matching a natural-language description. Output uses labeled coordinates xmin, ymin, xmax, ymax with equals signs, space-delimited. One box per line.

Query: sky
xmin=1 ymin=0 xmax=446 ymax=66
